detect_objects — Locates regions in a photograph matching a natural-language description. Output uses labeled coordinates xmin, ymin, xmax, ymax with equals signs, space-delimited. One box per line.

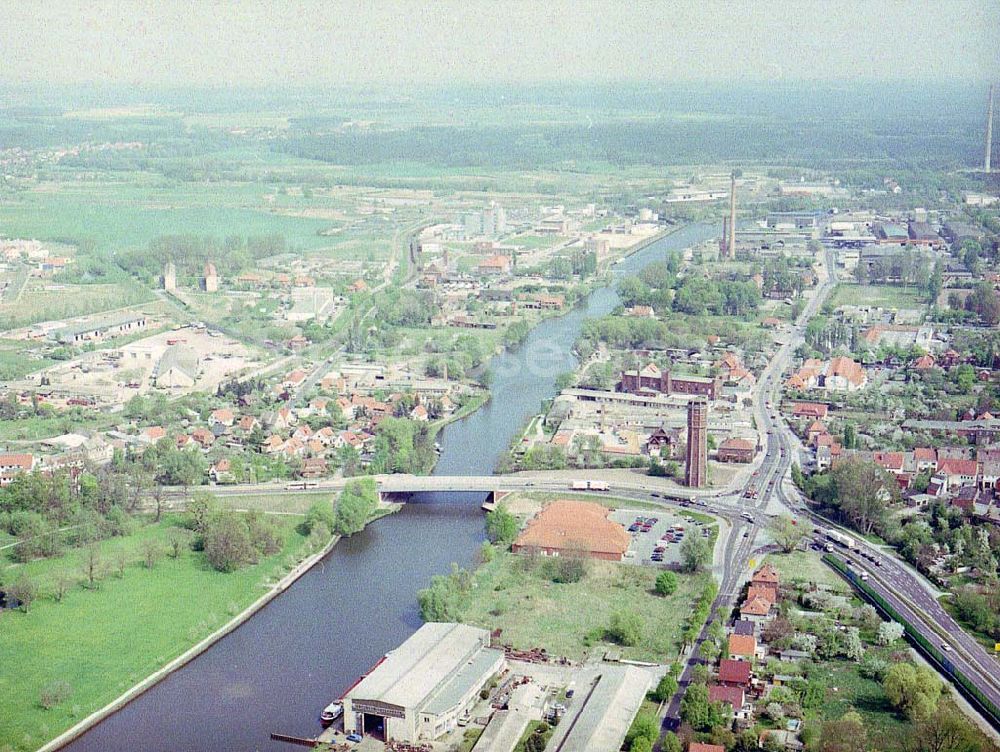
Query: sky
xmin=1 ymin=0 xmax=998 ymax=88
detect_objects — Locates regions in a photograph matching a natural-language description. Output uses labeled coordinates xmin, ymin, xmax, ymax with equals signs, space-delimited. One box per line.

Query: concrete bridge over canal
xmin=180 ymin=470 xmax=750 ymax=515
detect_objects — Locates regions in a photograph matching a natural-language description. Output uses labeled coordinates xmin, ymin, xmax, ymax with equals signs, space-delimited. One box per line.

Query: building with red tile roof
xmin=728 ymin=634 xmax=757 ymax=658
xmin=717 ymin=437 xmax=755 ymax=463
xmin=718 ymin=658 xmax=752 ymax=686
xmin=690 ymin=744 xmax=726 ymax=752
xmin=791 ymin=402 xmax=828 ymax=419
xmin=512 ymin=500 xmax=630 ymax=561
xmin=708 ymin=684 xmax=745 ymax=709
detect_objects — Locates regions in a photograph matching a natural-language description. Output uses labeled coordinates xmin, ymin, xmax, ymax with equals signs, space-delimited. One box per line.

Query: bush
xmin=655 ymin=570 xmax=678 ymax=595
xmin=39 ymin=680 xmax=72 ymax=710
xmin=607 ymin=610 xmax=643 ymax=646
xmin=300 ymin=500 xmax=335 ymax=537
xmin=544 ymin=554 xmax=588 ymax=584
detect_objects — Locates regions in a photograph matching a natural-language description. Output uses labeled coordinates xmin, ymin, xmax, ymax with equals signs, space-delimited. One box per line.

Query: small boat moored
xmin=320 ymin=701 xmax=343 ymax=727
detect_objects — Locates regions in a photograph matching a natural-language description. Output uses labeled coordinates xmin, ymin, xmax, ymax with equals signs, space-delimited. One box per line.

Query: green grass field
xmin=0 ymin=340 xmax=57 ymax=380
xmin=764 ymin=551 xmax=851 ymax=593
xmin=0 ymin=280 xmax=155 ymax=329
xmin=0 ymin=516 xmax=309 ymax=752
xmin=454 ymin=550 xmax=709 ymax=662
xmin=829 ymin=283 xmax=928 ymax=310
xmin=0 ymin=187 xmax=336 ymax=256
xmin=0 ymin=412 xmax=111 ymax=442
xmin=817 ymin=660 xmax=910 ymax=743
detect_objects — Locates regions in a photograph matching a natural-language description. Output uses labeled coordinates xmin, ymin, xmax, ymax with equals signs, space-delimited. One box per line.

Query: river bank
xmin=9 ymin=500 xmax=402 ymax=752
xmin=53 ymin=223 xmax=717 ymax=752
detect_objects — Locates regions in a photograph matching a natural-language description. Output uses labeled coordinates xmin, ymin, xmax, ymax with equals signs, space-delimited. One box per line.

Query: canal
xmin=61 ymin=222 xmax=717 ymax=752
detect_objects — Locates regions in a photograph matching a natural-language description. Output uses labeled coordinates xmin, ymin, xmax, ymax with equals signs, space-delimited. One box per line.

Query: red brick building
xmin=619 ymin=362 xmax=723 ymax=400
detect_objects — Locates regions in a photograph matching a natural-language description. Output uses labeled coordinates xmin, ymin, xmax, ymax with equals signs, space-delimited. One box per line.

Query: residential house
xmin=728 ymin=634 xmax=758 ymax=660
xmin=936 ymin=458 xmax=979 ymax=492
xmin=209 ymin=459 xmax=233 ymax=483
xmin=209 ymin=408 xmax=235 ymax=427
xmin=0 ymin=453 xmax=36 ymax=486
xmin=191 ymin=428 xmax=215 ymax=449
xmin=719 ymin=659 xmax=752 ymax=688
xmin=791 ymin=402 xmax=828 ymax=419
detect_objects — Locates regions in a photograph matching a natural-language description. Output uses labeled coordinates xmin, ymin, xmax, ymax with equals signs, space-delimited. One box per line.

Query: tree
xmin=624 ymin=712 xmax=658 ymax=750
xmin=655 ymin=570 xmax=678 ymax=596
xmin=300 ymin=500 xmax=335 ymax=536
xmin=186 ymin=491 xmax=217 ymax=534
xmin=680 ymin=683 xmax=710 ymax=730
xmin=7 ymin=575 xmax=37 ymax=613
xmin=926 ymin=261 xmax=943 ymax=303
xmin=965 ymin=280 xmax=1000 ymax=326
xmin=883 ymin=662 xmax=943 ymax=720
xmin=203 ymin=511 xmax=256 ymax=572
xmin=770 ymin=516 xmax=809 ymax=553
xmin=680 ymin=534 xmax=712 ymax=572
xmin=334 ymin=479 xmax=378 ymax=536
xmin=141 ymin=538 xmax=163 ymax=569
xmin=660 ymin=733 xmax=682 ymax=752
xmin=903 ymin=702 xmax=982 ymax=752
xmin=828 ymin=456 xmax=898 ymax=535
xmin=114 ymin=547 xmax=129 ymax=578
xmin=608 ymin=610 xmax=644 ymax=646
xmin=820 ymin=710 xmax=868 ymax=752
xmin=652 ymin=673 xmax=678 ymax=702
xmin=876 ymin=620 xmax=905 ymax=645
xmin=52 ymin=570 xmax=72 ymax=602
xmin=485 ymin=503 xmax=519 ymax=545
xmin=168 ymin=527 xmax=192 ymax=558
xmin=699 ymin=639 xmax=720 ymax=662
xmin=629 ymin=738 xmax=652 ymax=752
xmin=844 ymin=626 xmax=864 ymax=661
xmin=81 ymin=543 xmax=102 ymax=587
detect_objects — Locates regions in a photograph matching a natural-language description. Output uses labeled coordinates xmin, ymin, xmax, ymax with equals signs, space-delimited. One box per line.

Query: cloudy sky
xmin=2 ymin=0 xmax=997 ymax=87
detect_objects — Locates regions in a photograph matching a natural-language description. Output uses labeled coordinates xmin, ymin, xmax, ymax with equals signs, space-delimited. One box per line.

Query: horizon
xmin=2 ymin=0 xmax=997 ymax=88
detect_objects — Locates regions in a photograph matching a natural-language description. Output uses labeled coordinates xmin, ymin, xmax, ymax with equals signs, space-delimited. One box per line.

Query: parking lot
xmin=610 ymin=508 xmax=715 ymax=568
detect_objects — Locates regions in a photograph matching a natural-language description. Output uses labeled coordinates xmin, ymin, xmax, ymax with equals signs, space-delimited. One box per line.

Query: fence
xmin=823 ymin=553 xmax=1000 ymax=731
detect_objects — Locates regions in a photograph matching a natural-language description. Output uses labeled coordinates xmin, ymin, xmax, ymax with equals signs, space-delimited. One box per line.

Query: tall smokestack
xmin=720 ymin=216 xmax=728 ymax=256
xmin=728 ymin=171 xmax=737 ymax=258
xmin=987 ymin=84 xmax=995 ymax=173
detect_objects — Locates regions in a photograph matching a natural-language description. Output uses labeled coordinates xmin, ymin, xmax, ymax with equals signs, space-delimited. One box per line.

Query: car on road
xmin=942 ymin=644 xmax=952 ymax=652
xmin=346 ymin=733 xmax=363 ymax=743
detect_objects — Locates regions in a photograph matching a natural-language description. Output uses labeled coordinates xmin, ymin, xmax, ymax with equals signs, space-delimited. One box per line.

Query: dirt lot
xmin=34 ymin=325 xmax=264 ymax=406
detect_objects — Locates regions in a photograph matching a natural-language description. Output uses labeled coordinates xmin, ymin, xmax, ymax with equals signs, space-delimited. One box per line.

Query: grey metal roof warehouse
xmin=345 ymin=622 xmax=502 ymax=717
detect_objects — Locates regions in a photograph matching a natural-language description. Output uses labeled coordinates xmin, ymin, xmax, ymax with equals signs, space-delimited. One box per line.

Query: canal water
xmin=61 ymin=222 xmax=716 ymax=752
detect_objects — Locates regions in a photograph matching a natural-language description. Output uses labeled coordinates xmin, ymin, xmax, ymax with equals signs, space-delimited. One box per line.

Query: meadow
xmin=455 ymin=549 xmax=710 ymax=662
xmin=0 ymin=515 xmax=310 ymax=752
xmin=828 ymin=283 xmax=928 ymax=311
